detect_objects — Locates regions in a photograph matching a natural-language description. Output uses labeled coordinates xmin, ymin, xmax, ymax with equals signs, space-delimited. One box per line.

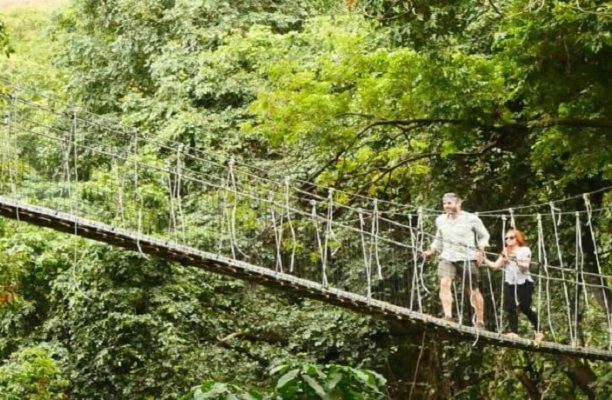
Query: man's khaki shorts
xmin=438 ymin=259 xmax=480 ymax=289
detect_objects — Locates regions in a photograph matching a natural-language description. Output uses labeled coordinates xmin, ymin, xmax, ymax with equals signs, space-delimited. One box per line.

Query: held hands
xmin=482 ymin=251 xmax=505 ymax=270
xmin=476 ymin=250 xmax=485 ymax=267
xmin=421 ymin=249 xmax=435 ymax=260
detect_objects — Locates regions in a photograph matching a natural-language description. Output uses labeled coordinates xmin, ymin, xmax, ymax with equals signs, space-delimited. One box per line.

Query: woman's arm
xmin=483 ymin=255 xmax=504 ymax=270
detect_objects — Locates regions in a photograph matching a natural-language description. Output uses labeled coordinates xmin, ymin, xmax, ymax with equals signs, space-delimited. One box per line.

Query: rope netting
xmin=0 ymin=82 xmax=611 ymax=354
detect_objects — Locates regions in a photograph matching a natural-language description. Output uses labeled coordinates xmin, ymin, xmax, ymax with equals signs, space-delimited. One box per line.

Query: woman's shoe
xmin=534 ymin=331 xmax=544 ymax=344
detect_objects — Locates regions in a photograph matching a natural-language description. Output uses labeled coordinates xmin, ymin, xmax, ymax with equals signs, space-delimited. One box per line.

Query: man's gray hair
xmin=442 ymin=192 xmax=462 ymax=202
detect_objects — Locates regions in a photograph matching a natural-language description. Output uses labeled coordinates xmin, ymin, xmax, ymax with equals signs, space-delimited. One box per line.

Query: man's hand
xmin=421 ymin=249 xmax=435 ymax=259
xmin=476 ymin=250 xmax=485 ymax=266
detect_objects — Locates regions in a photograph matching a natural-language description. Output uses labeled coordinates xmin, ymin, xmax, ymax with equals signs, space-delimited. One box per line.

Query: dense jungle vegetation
xmin=0 ymin=0 xmax=610 ymax=398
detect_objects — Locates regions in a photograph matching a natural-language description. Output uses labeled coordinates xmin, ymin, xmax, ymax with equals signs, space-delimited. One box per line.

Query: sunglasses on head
xmin=505 ymin=236 xmax=515 ymax=240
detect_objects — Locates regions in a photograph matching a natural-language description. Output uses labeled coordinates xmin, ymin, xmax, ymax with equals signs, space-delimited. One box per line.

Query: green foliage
xmin=42 ymin=246 xmax=240 ymax=398
xmin=183 ymin=381 xmax=264 ymax=400
xmin=0 ymin=19 xmax=13 ymax=57
xmin=272 ymin=362 xmax=386 ymax=399
xmin=0 ymin=5 xmax=65 ymax=89
xmin=246 ymin=15 xmax=512 ymax=198
xmin=184 ymin=362 xmax=386 ymax=399
xmin=0 ymin=345 xmax=69 ymax=399
xmin=593 ymin=360 xmax=612 ymax=399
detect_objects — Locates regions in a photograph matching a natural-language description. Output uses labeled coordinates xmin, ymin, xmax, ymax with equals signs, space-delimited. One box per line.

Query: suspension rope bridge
xmin=1 ymin=81 xmax=611 ymax=362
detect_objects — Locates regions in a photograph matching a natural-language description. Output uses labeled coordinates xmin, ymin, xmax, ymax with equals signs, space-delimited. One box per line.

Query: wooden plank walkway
xmin=0 ymin=195 xmax=611 ymax=362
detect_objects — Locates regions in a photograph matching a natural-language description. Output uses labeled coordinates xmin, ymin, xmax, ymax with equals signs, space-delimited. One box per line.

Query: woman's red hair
xmin=510 ymin=228 xmax=526 ymax=246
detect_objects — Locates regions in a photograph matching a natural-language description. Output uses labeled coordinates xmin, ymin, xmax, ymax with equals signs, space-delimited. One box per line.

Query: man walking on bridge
xmin=422 ymin=193 xmax=489 ymax=327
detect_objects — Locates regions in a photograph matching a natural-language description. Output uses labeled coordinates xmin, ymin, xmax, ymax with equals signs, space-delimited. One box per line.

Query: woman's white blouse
xmin=504 ymin=246 xmax=533 ymax=285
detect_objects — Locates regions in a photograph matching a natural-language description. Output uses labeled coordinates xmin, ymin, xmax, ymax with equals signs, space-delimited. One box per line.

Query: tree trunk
xmin=427 ymin=341 xmax=452 ymax=399
xmin=552 ymin=355 xmax=597 ymax=400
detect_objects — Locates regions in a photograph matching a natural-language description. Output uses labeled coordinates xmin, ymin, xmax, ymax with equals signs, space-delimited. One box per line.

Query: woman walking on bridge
xmin=484 ymin=228 xmax=544 ymax=343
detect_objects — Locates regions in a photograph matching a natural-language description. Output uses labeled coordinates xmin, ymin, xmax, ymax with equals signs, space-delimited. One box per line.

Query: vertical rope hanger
xmin=407 ymin=213 xmax=415 ymax=309
xmin=58 ymin=106 xmax=71 ymax=200
xmin=408 ymin=213 xmax=422 ymax=311
xmin=534 ymin=213 xmax=543 ymax=336
xmin=508 ymin=208 xmax=516 ymax=229
xmin=495 ymin=214 xmax=508 ymax=333
xmin=573 ymin=211 xmax=585 ymax=345
xmin=583 ymin=193 xmax=612 ymax=350
xmin=549 ymin=202 xmax=575 ymax=345
xmin=451 ymin=282 xmax=460 ymax=324
xmin=269 ymin=190 xmax=284 ymax=273
xmin=131 ymin=133 xmax=149 ymax=260
xmin=59 ymin=109 xmax=73 ymax=215
xmin=358 ymin=208 xmax=372 ymax=299
xmin=321 ymin=189 xmax=336 ymax=287
xmin=70 ymin=109 xmax=79 ymax=217
xmin=113 ymin=155 xmax=127 ymax=227
xmin=7 ymin=92 xmax=20 ymax=221
xmin=503 ymin=208 xmax=519 ymax=318
xmin=174 ymin=144 xmax=187 ymax=244
xmin=467 ymin=257 xmax=478 ymax=329
xmin=0 ymin=102 xmax=6 ymax=189
xmin=165 ymin=160 xmax=179 ymax=241
xmin=69 ymin=109 xmax=80 ymax=232
xmin=311 ymin=200 xmax=328 ymax=286
xmin=536 ymin=213 xmax=555 ymax=339
xmin=501 ymin=210 xmax=517 ymax=336
xmin=468 ymin=209 xmax=478 ymax=328
xmin=8 ymin=93 xmax=17 ymax=200
xmin=487 ymin=215 xmax=507 ymax=333
xmin=457 ymin=263 xmax=467 ymax=325
xmin=284 ymin=178 xmax=297 ymax=273
xmin=0 ymin=99 xmax=9 ymax=193
xmin=218 ymin=177 xmax=230 ymax=257
xmin=508 ymin=207 xmax=518 ymax=328
xmin=226 ymin=160 xmax=237 ymax=258
xmin=416 ymin=208 xmax=429 ymax=296
xmin=226 ymin=158 xmax=247 ymax=259
xmin=575 ymin=212 xmax=589 ymax=305
xmin=371 ymin=199 xmax=382 ymax=280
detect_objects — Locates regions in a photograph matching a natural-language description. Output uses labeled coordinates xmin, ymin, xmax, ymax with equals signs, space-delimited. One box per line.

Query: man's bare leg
xmin=470 ymin=288 xmax=485 ymax=326
xmin=440 ymin=277 xmax=453 ymax=319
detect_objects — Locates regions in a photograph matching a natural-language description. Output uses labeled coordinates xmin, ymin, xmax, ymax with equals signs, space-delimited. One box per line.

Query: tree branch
xmin=356 ymin=116 xmax=612 ymax=132
xmin=540 ymin=117 xmax=612 ymax=129
xmin=299 ymin=114 xmax=608 ymax=200
xmin=488 ymin=0 xmax=504 ymax=16
xmin=551 ymin=355 xmax=597 ymax=400
xmin=353 ymin=140 xmax=498 ymax=196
